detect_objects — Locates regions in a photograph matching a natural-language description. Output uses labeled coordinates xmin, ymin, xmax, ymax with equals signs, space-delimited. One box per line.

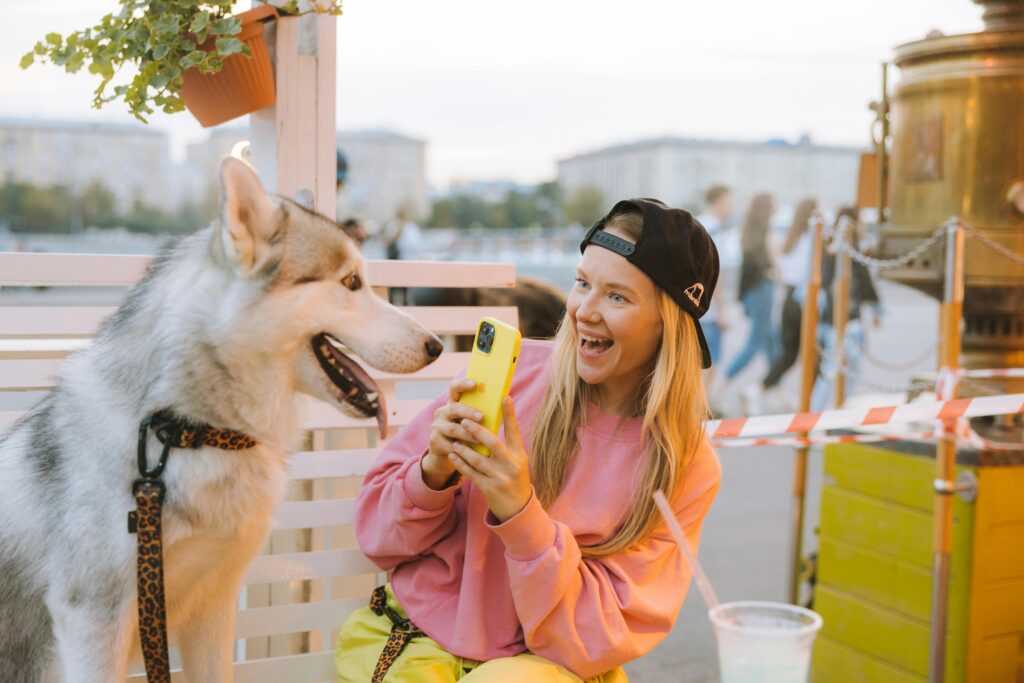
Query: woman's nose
xmin=575 ymin=293 xmax=600 ymax=323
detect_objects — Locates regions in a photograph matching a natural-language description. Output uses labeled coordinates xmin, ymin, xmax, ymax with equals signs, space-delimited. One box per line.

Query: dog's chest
xmin=161 ymin=445 xmax=288 ymax=540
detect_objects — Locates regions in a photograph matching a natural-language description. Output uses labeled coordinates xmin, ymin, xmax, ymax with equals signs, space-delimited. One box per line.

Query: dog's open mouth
xmin=311 ymin=333 xmax=387 ymax=438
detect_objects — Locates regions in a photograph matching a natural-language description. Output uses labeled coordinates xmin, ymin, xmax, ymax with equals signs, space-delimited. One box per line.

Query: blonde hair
xmin=528 ymin=211 xmax=710 ymax=557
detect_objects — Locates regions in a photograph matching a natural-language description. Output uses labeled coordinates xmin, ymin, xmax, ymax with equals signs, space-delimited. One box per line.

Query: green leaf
xmin=45 ymin=32 xmax=63 ymax=47
xmin=152 ymin=14 xmax=180 ymax=38
xmin=179 ymin=49 xmax=206 ymax=69
xmin=215 ymin=36 xmax=244 ymax=58
xmin=209 ymin=17 xmax=240 ymax=36
xmin=19 ymin=52 xmax=34 ymax=69
xmin=190 ymin=11 xmax=210 ymax=34
xmin=152 ymin=43 xmax=170 ymax=60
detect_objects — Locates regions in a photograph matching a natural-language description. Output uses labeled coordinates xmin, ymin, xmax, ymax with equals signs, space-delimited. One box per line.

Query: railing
xmin=0 ymin=251 xmax=517 ymax=682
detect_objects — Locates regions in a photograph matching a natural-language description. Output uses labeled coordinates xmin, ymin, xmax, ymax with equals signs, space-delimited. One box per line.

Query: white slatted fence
xmin=0 ymin=252 xmax=515 ymax=682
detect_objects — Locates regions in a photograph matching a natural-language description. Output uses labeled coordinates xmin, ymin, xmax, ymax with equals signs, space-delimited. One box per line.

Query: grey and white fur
xmin=0 ymin=158 xmax=442 ymax=682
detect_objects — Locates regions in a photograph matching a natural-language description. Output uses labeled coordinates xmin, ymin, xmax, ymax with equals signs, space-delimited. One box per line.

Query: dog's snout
xmin=425 ymin=337 xmax=444 ymax=359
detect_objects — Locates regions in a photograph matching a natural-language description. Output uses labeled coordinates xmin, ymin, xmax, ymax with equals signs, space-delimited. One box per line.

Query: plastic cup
xmin=709 ymin=601 xmax=823 ymax=683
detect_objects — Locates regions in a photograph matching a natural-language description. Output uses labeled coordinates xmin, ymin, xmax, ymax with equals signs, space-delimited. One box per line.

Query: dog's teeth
xmin=319 ymin=344 xmax=330 ymax=356
xmin=327 ymin=357 xmax=336 ymax=366
xmin=365 ymin=392 xmax=377 ymax=402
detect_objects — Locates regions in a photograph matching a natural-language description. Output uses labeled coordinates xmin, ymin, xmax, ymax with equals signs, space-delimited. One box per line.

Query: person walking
xmin=739 ymin=197 xmax=817 ymax=415
xmin=719 ymin=194 xmax=777 ymax=409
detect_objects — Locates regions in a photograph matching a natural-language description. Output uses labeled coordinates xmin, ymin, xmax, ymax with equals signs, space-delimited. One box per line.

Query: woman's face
xmin=568 ymin=227 xmax=664 ymax=400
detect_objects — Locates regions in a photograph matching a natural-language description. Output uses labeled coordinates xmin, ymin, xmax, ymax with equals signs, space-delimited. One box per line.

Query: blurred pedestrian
xmin=341 ymin=217 xmax=370 ymax=247
xmin=811 ymin=206 xmax=884 ymax=411
xmin=382 ymin=205 xmax=425 ymax=305
xmin=695 ymin=185 xmax=734 ymax=368
xmin=719 ymin=194 xmax=778 ymax=407
xmin=739 ymin=197 xmax=817 ymax=414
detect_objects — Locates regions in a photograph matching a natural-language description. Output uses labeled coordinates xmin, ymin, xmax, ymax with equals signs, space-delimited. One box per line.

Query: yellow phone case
xmin=459 ymin=317 xmax=522 ymax=456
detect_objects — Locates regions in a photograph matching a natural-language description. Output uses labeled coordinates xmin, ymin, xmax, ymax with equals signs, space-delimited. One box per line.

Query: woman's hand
xmin=421 ymin=377 xmax=484 ymax=490
xmin=448 ymin=397 xmax=532 ymax=523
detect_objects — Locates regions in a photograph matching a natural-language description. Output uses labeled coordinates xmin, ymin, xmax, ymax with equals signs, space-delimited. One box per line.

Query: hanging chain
xmin=958 ymin=220 xmax=1024 ymax=267
xmin=818 ymin=214 xmax=948 ymax=271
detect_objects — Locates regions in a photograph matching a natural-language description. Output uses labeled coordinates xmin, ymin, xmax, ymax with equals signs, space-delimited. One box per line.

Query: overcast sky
xmin=0 ymin=0 xmax=983 ymax=186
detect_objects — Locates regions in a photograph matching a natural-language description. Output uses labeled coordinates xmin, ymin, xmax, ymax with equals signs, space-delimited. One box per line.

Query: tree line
xmin=0 ymin=177 xmax=216 ymax=235
xmin=426 ymin=183 xmax=606 ymax=230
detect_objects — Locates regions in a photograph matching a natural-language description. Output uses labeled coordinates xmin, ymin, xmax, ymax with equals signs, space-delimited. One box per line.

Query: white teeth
xmin=327 ymin=357 xmax=336 ymax=366
xmin=365 ymin=392 xmax=378 ymax=402
xmin=581 ymin=334 xmax=612 ymax=344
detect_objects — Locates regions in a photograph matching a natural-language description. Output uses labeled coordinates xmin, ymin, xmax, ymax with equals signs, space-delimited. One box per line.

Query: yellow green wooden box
xmin=812 ymin=441 xmax=1024 ymax=682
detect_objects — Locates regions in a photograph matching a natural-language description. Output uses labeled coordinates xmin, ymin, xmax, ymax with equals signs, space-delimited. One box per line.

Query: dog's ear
xmin=218 ymin=157 xmax=280 ymax=275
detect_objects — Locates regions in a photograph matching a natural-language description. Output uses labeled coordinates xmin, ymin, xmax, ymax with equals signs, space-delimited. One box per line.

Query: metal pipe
xmin=878 ymin=62 xmax=890 ymax=221
xmin=833 ymin=218 xmax=852 ymax=408
xmin=929 ymin=219 xmax=964 ymax=683
xmin=789 ymin=214 xmax=824 ymax=605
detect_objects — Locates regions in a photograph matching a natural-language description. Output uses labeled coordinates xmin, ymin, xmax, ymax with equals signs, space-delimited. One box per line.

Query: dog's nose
xmin=425 ymin=337 xmax=444 ymax=359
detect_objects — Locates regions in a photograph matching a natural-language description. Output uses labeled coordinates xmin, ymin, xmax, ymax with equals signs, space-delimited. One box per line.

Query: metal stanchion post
xmin=833 ymin=219 xmax=852 ymax=408
xmin=928 ymin=219 xmax=964 ymax=683
xmin=788 ymin=215 xmax=824 ymax=605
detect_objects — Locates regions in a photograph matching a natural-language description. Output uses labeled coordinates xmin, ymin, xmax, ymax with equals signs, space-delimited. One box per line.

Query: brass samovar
xmin=878 ymin=0 xmax=1024 ymax=386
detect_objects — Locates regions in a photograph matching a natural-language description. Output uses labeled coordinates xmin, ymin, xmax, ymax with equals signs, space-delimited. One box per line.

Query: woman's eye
xmin=341 ymin=273 xmax=362 ymax=291
xmin=575 ymin=278 xmax=589 ymax=289
xmin=610 ymin=293 xmax=626 ymax=303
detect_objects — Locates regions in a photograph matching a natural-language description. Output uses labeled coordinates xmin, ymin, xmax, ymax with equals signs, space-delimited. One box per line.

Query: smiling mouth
xmin=311 ymin=333 xmax=387 ymax=438
xmin=579 ymin=333 xmax=614 ymax=357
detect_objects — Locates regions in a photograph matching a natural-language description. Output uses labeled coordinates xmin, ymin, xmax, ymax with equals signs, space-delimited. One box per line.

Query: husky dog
xmin=0 ymin=158 xmax=443 ymax=682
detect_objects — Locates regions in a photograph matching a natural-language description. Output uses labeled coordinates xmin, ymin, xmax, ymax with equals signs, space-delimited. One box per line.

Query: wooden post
xmin=246 ymin=0 xmax=337 ymax=661
xmin=788 ymin=214 xmax=824 ymax=605
xmin=832 ymin=218 xmax=852 ymax=408
xmin=250 ymin=3 xmax=337 ymax=218
xmin=929 ymin=220 xmax=964 ymax=683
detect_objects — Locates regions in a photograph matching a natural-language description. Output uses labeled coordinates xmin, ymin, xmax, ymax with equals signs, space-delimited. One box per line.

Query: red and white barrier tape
xmin=711 ymin=431 xmax=936 ymax=449
xmin=704 ymin=392 xmax=1024 ymax=441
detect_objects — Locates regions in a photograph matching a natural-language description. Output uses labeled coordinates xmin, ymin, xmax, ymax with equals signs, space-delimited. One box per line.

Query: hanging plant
xmin=20 ymin=1 xmax=342 ymax=123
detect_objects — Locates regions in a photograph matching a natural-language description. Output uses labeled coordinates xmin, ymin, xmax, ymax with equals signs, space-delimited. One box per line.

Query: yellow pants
xmin=335 ymin=585 xmax=628 ymax=682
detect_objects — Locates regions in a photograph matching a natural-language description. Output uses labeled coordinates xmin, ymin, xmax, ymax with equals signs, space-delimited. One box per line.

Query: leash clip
xmin=137 ymin=414 xmax=175 ymax=480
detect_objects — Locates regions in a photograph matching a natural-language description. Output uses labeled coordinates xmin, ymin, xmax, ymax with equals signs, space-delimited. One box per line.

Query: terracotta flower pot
xmin=181 ymin=5 xmax=278 ymax=128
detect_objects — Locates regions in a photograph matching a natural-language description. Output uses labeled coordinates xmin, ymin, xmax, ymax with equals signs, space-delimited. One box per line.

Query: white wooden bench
xmin=0 ymin=251 xmax=518 ymax=682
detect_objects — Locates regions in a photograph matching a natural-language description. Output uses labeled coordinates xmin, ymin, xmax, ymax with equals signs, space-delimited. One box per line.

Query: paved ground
xmin=624 ymin=279 xmax=938 ymax=682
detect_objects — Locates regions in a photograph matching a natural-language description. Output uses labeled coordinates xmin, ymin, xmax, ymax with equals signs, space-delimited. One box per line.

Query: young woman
xmin=722 ymin=193 xmax=778 ymax=392
xmin=739 ymin=197 xmax=818 ymax=415
xmin=336 ymin=199 xmax=722 ymax=682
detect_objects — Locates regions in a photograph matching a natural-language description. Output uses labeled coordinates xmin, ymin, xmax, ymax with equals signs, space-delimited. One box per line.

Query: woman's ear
xmin=218 ymin=157 xmax=280 ymax=276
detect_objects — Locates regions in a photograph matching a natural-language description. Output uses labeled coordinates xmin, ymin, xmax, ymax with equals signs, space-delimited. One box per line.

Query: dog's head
xmin=212 ymin=157 xmax=442 ymax=438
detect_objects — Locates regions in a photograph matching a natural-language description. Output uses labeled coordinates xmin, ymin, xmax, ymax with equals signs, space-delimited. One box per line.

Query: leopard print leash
xmin=128 ymin=411 xmax=257 ymax=683
xmin=369 ymin=586 xmax=426 ymax=682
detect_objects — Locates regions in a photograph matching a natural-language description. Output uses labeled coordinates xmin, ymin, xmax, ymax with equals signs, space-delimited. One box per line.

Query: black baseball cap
xmin=579 ymin=198 xmax=720 ymax=369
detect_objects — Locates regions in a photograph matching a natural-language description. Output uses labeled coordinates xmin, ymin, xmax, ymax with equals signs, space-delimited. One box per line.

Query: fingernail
xmin=473 ymin=411 xmax=483 ymax=420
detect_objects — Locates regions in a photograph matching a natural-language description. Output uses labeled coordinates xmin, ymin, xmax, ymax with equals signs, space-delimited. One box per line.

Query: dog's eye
xmin=341 ymin=273 xmax=362 ymax=291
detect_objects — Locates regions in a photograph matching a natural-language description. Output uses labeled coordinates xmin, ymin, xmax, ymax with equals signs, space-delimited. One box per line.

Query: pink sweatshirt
xmin=354 ymin=339 xmax=721 ymax=678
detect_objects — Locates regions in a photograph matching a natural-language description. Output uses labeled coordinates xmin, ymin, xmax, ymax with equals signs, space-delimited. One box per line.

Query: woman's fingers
xmin=435 ymin=418 xmax=479 ymax=444
xmin=448 ymin=377 xmax=484 ymax=403
xmin=500 ymin=397 xmax=524 ymax=451
xmin=450 ymin=441 xmax=497 ymax=477
xmin=460 ymin=419 xmax=502 ymax=455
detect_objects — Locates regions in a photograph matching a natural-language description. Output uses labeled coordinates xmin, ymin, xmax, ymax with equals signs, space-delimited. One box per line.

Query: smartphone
xmin=459 ymin=317 xmax=522 ymax=456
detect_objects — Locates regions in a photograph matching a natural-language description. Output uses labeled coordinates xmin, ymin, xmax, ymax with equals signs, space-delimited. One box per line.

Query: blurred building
xmin=337 ymin=129 xmax=428 ymax=223
xmin=557 ymin=135 xmax=864 ymax=214
xmin=0 ymin=118 xmax=180 ymax=213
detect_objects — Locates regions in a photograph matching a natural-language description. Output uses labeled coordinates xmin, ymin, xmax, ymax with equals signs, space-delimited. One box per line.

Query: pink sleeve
xmin=354 ymin=390 xmax=462 ymax=571
xmin=485 ymin=444 xmax=722 ymax=678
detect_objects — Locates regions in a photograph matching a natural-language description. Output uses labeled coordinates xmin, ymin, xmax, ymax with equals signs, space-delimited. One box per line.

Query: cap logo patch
xmin=684 ymin=282 xmax=704 ymax=306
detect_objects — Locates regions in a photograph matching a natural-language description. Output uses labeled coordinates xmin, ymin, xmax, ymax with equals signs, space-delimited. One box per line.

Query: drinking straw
xmin=653 ymin=489 xmax=720 ymax=610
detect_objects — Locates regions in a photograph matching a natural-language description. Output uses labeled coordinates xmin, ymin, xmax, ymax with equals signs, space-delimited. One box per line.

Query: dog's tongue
xmin=319 ymin=335 xmax=388 ymax=439
xmin=374 ymin=391 xmax=388 ymax=440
